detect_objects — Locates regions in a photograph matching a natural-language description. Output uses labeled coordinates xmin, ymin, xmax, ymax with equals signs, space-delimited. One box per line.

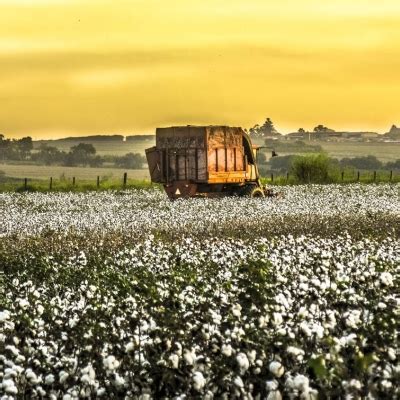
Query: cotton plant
xmin=1 ymin=184 xmax=399 ymax=398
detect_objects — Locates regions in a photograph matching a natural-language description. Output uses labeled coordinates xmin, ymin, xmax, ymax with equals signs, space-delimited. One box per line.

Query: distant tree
xmin=313 ymin=125 xmax=334 ymax=132
xmin=64 ymin=143 xmax=97 ymax=166
xmin=31 ymin=145 xmax=66 ymax=165
xmin=340 ymin=155 xmax=382 ymax=170
xmin=385 ymin=159 xmax=400 ymax=170
xmin=114 ymin=153 xmax=146 ymax=169
xmin=249 ymin=124 xmax=261 ymax=137
xmin=16 ymin=137 xmax=33 ymax=159
xmin=249 ymin=118 xmax=280 ymax=137
xmin=298 ymin=128 xmax=305 ymax=133
xmin=261 ymin=118 xmax=277 ymax=136
xmin=0 ymin=134 xmax=11 ymax=161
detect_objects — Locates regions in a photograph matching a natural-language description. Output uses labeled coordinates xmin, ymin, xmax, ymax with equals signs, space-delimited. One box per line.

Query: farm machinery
xmin=146 ymin=125 xmax=275 ymax=199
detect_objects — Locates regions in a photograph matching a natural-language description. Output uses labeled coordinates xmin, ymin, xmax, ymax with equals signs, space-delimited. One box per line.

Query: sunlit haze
xmin=1 ymin=0 xmax=399 ymax=139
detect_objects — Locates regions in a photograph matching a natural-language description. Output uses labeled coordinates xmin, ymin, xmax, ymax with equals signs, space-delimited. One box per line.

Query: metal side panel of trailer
xmin=147 ymin=126 xmax=247 ymax=185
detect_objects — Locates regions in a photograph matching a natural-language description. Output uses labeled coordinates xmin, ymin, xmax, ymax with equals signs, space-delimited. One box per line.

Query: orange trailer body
xmin=146 ymin=125 xmax=263 ymax=199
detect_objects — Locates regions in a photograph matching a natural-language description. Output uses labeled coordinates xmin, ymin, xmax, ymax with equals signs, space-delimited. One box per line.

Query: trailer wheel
xmin=241 ymin=185 xmax=265 ymax=198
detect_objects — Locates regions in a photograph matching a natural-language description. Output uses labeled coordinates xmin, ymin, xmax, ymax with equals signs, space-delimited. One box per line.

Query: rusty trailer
xmin=146 ymin=125 xmax=267 ymax=199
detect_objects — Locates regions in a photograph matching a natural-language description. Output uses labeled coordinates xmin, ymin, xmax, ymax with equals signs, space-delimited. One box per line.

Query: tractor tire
xmin=241 ymin=185 xmax=265 ymax=198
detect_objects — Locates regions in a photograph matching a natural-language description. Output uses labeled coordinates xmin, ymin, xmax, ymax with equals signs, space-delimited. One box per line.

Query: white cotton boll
xmin=184 ymin=349 xmax=195 ymax=366
xmin=313 ymin=324 xmax=324 ymax=339
xmin=269 ymin=361 xmax=284 ymax=378
xmin=273 ymin=313 xmax=283 ymax=326
xmin=344 ymin=310 xmax=362 ymax=329
xmin=377 ymin=302 xmax=386 ymax=310
xmin=236 ymin=352 xmax=250 ymax=374
xmin=3 ymin=378 xmax=18 ymax=395
xmin=37 ymin=304 xmax=44 ymax=315
xmin=232 ymin=304 xmax=242 ymax=318
xmin=221 ymin=344 xmax=233 ymax=357
xmin=293 ymin=374 xmax=309 ymax=391
xmin=233 ymin=376 xmax=244 ymax=388
xmin=45 ymin=374 xmax=55 ymax=385
xmin=125 ymin=342 xmax=134 ymax=353
xmin=258 ymin=315 xmax=269 ymax=328
xmin=387 ymin=347 xmax=396 ymax=361
xmin=247 ymin=350 xmax=257 ymax=364
xmin=63 ymin=395 xmax=72 ymax=400
xmin=287 ymin=346 xmax=305 ymax=359
xmin=26 ymin=369 xmax=39 ymax=384
xmin=114 ymin=373 xmax=125 ymax=388
xmin=277 ymin=328 xmax=286 ymax=336
xmin=97 ymin=388 xmax=106 ymax=396
xmin=59 ymin=371 xmax=69 ymax=384
xmin=0 ymin=310 xmax=11 ymax=322
xmin=6 ymin=345 xmax=19 ymax=356
xmin=267 ymin=391 xmax=282 ymax=400
xmin=380 ymin=272 xmax=393 ymax=286
xmin=266 ymin=379 xmax=279 ymax=391
xmin=103 ymin=355 xmax=119 ymax=371
xmin=349 ymin=379 xmax=362 ymax=390
xmin=297 ymin=307 xmax=308 ymax=319
xmin=381 ymin=380 xmax=392 ymax=390
xmin=192 ymin=371 xmax=206 ymax=391
xmin=168 ymin=354 xmax=179 ymax=369
xmin=300 ymin=321 xmax=312 ymax=337
xmin=18 ymin=299 xmax=30 ymax=310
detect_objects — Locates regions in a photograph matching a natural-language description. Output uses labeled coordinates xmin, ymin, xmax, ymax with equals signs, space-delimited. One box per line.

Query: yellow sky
xmin=1 ymin=0 xmax=400 ymax=139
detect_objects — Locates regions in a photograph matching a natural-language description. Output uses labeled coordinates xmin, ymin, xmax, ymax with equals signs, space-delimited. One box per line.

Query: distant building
xmin=385 ymin=125 xmax=400 ymax=140
xmin=284 ymin=130 xmax=380 ymax=142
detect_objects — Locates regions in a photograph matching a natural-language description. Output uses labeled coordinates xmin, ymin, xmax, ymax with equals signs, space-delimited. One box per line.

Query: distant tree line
xmin=0 ymin=134 xmax=34 ymax=161
xmin=261 ymin=154 xmax=400 ymax=173
xmin=0 ymin=135 xmax=146 ymax=169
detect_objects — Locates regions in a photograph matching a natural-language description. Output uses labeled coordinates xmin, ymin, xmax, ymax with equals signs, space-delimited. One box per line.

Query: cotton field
xmin=1 ymin=184 xmax=399 ymax=399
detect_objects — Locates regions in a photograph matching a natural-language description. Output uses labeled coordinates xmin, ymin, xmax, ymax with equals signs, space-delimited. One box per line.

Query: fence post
xmin=390 ymin=170 xmax=393 ymax=181
xmin=24 ymin=178 xmax=27 ymax=191
xmin=49 ymin=177 xmax=53 ymax=190
xmin=373 ymin=171 xmax=376 ymax=182
xmin=97 ymin=176 xmax=100 ymax=188
xmin=357 ymin=171 xmax=360 ymax=181
xmin=270 ymin=173 xmax=274 ymax=183
xmin=72 ymin=176 xmax=76 ymax=186
xmin=123 ymin=172 xmax=127 ymax=187
xmin=341 ymin=171 xmax=344 ymax=181
xmin=286 ymin=172 xmax=289 ymax=182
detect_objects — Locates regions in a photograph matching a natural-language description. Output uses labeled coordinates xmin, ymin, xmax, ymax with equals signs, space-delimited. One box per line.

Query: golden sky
xmin=1 ymin=0 xmax=400 ymax=139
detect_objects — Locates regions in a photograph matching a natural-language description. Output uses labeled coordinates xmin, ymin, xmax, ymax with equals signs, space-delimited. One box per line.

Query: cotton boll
xmin=192 ymin=372 xmax=206 ymax=391
xmin=266 ymin=379 xmax=279 ymax=391
xmin=103 ymin=355 xmax=119 ymax=371
xmin=184 ymin=349 xmax=195 ymax=366
xmin=45 ymin=374 xmax=55 ymax=385
xmin=59 ymin=371 xmax=69 ymax=384
xmin=233 ymin=376 xmax=244 ymax=388
xmin=125 ymin=342 xmax=135 ymax=353
xmin=267 ymin=391 xmax=282 ymax=400
xmin=232 ymin=304 xmax=242 ymax=318
xmin=269 ymin=361 xmax=284 ymax=378
xmin=236 ymin=352 xmax=250 ymax=374
xmin=168 ymin=354 xmax=179 ymax=369
xmin=380 ymin=272 xmax=393 ymax=286
xmin=3 ymin=378 xmax=18 ymax=395
xmin=221 ymin=344 xmax=233 ymax=357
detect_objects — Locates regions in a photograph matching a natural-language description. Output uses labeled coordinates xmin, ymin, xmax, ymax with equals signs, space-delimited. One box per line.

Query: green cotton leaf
xmin=355 ymin=353 xmax=375 ymax=372
xmin=309 ymin=355 xmax=328 ymax=379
